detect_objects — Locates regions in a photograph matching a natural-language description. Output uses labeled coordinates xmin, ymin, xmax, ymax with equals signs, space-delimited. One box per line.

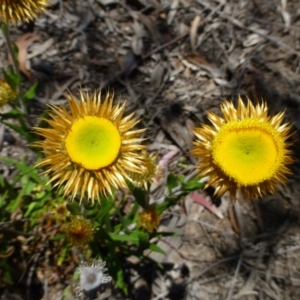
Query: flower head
xmin=0 ymin=0 xmax=49 ymax=24
xmin=51 ymin=202 xmax=70 ymax=222
xmin=138 ymin=207 xmax=161 ymax=232
xmin=0 ymin=79 xmax=17 ymax=106
xmin=77 ymin=259 xmax=111 ymax=294
xmin=62 ymin=216 xmax=94 ymax=247
xmin=33 ymin=90 xmax=146 ymax=202
xmin=191 ymin=97 xmax=293 ymax=200
xmin=129 ymin=151 xmax=159 ymax=189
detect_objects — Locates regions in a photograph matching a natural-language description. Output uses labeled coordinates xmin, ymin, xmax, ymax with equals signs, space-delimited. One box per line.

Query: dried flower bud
xmin=51 ymin=203 xmax=70 ymax=222
xmin=137 ymin=207 xmax=161 ymax=233
xmin=62 ymin=216 xmax=94 ymax=247
xmin=77 ymin=260 xmax=112 ymax=293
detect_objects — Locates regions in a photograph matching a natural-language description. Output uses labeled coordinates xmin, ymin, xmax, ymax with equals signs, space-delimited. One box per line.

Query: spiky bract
xmin=1 ymin=0 xmax=49 ymax=24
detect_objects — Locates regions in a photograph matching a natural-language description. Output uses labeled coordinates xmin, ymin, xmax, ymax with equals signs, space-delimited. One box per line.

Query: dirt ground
xmin=1 ymin=0 xmax=300 ymax=299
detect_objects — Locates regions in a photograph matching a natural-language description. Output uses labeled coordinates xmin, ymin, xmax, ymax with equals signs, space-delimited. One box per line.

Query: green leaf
xmin=66 ymin=202 xmax=81 ymax=215
xmin=24 ymin=201 xmax=38 ymax=217
xmin=94 ymin=198 xmax=114 ymax=224
xmin=109 ymin=232 xmax=139 ymax=245
xmin=12 ymin=43 xmax=19 ymax=62
xmin=166 ymin=173 xmax=180 ymax=193
xmin=1 ymin=156 xmax=45 ymax=185
xmin=127 ymin=201 xmax=139 ymax=221
xmin=131 ymin=186 xmax=148 ymax=209
xmin=106 ymin=252 xmax=128 ymax=294
xmin=3 ymin=68 xmax=21 ymax=91
xmin=0 ymin=109 xmax=23 ymax=119
xmin=149 ymin=243 xmax=166 ymax=255
xmin=24 ymin=82 xmax=38 ymax=101
xmin=57 ymin=247 xmax=70 ymax=266
xmin=1 ymin=121 xmax=31 ymax=140
xmin=183 ymin=179 xmax=205 ymax=192
xmin=50 ymin=234 xmax=65 ymax=241
xmin=156 ymin=196 xmax=182 ymax=214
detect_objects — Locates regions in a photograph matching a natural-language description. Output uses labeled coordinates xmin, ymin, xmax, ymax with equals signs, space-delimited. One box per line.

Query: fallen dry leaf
xmin=190 ymin=191 xmax=224 ymax=219
xmin=190 ymin=15 xmax=201 ymax=52
xmin=8 ymin=33 xmax=40 ymax=80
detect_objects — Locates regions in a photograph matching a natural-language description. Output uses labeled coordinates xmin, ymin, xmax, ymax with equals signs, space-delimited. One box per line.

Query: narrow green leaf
xmin=132 ymin=186 xmax=148 ymax=209
xmin=1 ymin=156 xmax=44 ymax=185
xmin=183 ymin=179 xmax=205 ymax=192
xmin=66 ymin=202 xmax=81 ymax=215
xmin=0 ymin=109 xmax=23 ymax=119
xmin=57 ymin=247 xmax=69 ymax=266
xmin=149 ymin=243 xmax=166 ymax=255
xmin=24 ymin=82 xmax=38 ymax=101
xmin=109 ymin=232 xmax=139 ymax=245
xmin=166 ymin=173 xmax=180 ymax=193
xmin=1 ymin=121 xmax=31 ymax=140
xmin=3 ymin=68 xmax=21 ymax=90
xmin=24 ymin=202 xmax=38 ymax=217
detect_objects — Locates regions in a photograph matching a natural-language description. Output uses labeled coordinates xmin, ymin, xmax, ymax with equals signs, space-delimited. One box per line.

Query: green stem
xmin=1 ymin=22 xmax=26 ymax=114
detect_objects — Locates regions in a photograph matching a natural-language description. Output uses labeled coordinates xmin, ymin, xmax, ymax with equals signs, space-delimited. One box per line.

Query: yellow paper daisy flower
xmin=192 ymin=97 xmax=293 ymax=200
xmin=63 ymin=216 xmax=94 ymax=247
xmin=0 ymin=0 xmax=49 ymax=24
xmin=33 ymin=90 xmax=146 ymax=202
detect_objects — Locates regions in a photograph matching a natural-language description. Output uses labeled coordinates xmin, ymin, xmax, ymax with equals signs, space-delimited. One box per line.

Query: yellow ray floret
xmin=1 ymin=0 xmax=49 ymax=24
xmin=33 ymin=90 xmax=147 ymax=202
xmin=191 ymin=97 xmax=293 ymax=200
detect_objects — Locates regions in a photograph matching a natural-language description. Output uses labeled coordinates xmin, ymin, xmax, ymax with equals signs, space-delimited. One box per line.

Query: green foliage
xmin=24 ymin=82 xmax=38 ymax=102
xmin=3 ymin=68 xmax=21 ymax=91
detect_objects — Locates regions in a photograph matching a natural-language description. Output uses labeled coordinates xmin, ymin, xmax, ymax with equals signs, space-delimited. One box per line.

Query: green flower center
xmin=65 ymin=116 xmax=121 ymax=170
xmin=212 ymin=118 xmax=284 ymax=186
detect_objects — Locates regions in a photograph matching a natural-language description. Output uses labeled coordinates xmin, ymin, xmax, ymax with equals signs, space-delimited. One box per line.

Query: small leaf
xmin=0 ymin=109 xmax=23 ymax=119
xmin=24 ymin=82 xmax=38 ymax=101
xmin=57 ymin=247 xmax=69 ymax=266
xmin=149 ymin=243 xmax=166 ymax=255
xmin=109 ymin=232 xmax=139 ymax=245
xmin=3 ymin=68 xmax=21 ymax=90
xmin=131 ymin=186 xmax=148 ymax=209
xmin=24 ymin=202 xmax=38 ymax=217
xmin=183 ymin=179 xmax=205 ymax=192
xmin=1 ymin=121 xmax=31 ymax=140
xmin=66 ymin=202 xmax=81 ymax=215
xmin=166 ymin=173 xmax=180 ymax=193
xmin=1 ymin=156 xmax=44 ymax=185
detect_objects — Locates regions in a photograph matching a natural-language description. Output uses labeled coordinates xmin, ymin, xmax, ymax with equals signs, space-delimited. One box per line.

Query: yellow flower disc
xmin=212 ymin=119 xmax=284 ymax=186
xmin=65 ymin=116 xmax=121 ymax=170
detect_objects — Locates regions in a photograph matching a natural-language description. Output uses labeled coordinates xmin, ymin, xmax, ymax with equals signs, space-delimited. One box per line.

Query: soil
xmin=1 ymin=0 xmax=300 ymax=299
